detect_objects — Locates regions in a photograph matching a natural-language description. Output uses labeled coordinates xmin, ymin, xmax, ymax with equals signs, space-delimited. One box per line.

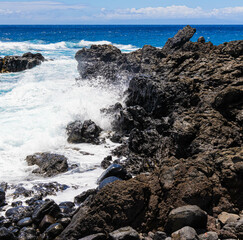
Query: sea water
xmin=0 ymin=25 xmax=242 ymax=203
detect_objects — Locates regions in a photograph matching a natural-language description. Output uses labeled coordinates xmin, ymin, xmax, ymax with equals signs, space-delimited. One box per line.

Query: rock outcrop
xmin=26 ymin=153 xmax=68 ymax=177
xmin=57 ymin=25 xmax=243 ymax=240
xmin=0 ymin=52 xmax=45 ymax=73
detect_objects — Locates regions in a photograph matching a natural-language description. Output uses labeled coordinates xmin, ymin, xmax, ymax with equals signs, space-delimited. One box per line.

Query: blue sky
xmin=0 ymin=0 xmax=243 ymax=24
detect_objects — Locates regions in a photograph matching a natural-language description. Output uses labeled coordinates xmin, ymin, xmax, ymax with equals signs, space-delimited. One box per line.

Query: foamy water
xmin=0 ymin=40 xmax=131 ymax=203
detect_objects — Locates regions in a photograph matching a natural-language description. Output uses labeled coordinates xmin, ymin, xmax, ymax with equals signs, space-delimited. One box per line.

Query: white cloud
xmin=98 ymin=5 xmax=243 ymax=20
xmin=0 ymin=1 xmax=86 ymax=13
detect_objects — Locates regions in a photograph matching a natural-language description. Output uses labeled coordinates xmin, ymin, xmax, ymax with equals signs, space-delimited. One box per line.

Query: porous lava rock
xmin=0 ymin=52 xmax=45 ymax=73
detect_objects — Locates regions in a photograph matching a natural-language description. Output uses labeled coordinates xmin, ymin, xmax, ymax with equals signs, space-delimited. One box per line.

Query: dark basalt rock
xmin=74 ymin=189 xmax=97 ymax=205
xmin=101 ymin=155 xmax=112 ymax=169
xmin=97 ymin=164 xmax=131 ymax=184
xmin=18 ymin=227 xmax=37 ymax=240
xmin=0 ymin=227 xmax=16 ymax=240
xmin=42 ymin=223 xmax=63 ymax=239
xmin=13 ymin=187 xmax=33 ymax=199
xmin=0 ymin=52 xmax=45 ymax=73
xmin=162 ymin=25 xmax=196 ymax=55
xmin=5 ymin=206 xmax=32 ymax=221
xmin=98 ymin=176 xmax=122 ymax=190
xmin=66 ymin=120 xmax=102 ymax=144
xmin=17 ymin=217 xmax=33 ymax=228
xmin=32 ymin=200 xmax=60 ymax=223
xmin=0 ymin=189 xmax=5 ymax=207
xmin=166 ymin=205 xmax=207 ymax=233
xmin=26 ymin=152 xmax=68 ymax=177
xmin=39 ymin=215 xmax=56 ymax=232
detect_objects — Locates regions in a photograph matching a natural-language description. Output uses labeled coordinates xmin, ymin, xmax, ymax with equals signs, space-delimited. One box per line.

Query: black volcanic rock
xmin=26 ymin=153 xmax=68 ymax=177
xmin=0 ymin=52 xmax=45 ymax=73
xmin=66 ymin=120 xmax=102 ymax=144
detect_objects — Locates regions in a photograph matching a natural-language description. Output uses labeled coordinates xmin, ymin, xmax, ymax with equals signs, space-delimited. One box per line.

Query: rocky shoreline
xmin=0 ymin=26 xmax=242 ymax=239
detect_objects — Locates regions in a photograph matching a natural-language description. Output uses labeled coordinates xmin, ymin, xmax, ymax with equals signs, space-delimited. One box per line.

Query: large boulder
xmin=66 ymin=120 xmax=102 ymax=144
xmin=0 ymin=52 xmax=45 ymax=73
xmin=26 ymin=152 xmax=68 ymax=177
xmin=166 ymin=205 xmax=207 ymax=233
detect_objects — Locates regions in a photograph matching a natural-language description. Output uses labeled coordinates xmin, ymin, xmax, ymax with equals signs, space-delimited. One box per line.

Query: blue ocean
xmin=0 ymin=25 xmax=242 ymax=203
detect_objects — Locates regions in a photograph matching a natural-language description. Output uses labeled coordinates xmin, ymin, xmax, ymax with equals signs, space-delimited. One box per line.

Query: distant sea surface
xmin=0 ymin=25 xmax=242 ymax=203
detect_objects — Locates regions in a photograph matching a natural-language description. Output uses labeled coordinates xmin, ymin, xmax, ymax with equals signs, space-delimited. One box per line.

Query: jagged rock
xmin=171 ymin=226 xmax=198 ymax=240
xmin=67 ymin=120 xmax=102 ymax=144
xmin=56 ymin=178 xmax=150 ymax=239
xmin=26 ymin=152 xmax=68 ymax=177
xmin=166 ymin=205 xmax=207 ymax=233
xmin=0 ymin=227 xmax=16 ymax=240
xmin=101 ymin=155 xmax=112 ymax=169
xmin=0 ymin=52 xmax=45 ymax=73
xmin=153 ymin=231 xmax=167 ymax=240
xmin=74 ymin=189 xmax=97 ymax=205
xmin=162 ymin=25 xmax=196 ymax=55
xmin=109 ymin=226 xmax=139 ymax=240
xmin=198 ymin=37 xmax=206 ymax=43
xmin=32 ymin=200 xmax=60 ymax=223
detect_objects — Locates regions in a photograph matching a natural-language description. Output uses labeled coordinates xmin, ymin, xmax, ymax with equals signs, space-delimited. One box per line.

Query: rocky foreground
xmin=0 ymin=26 xmax=242 ymax=240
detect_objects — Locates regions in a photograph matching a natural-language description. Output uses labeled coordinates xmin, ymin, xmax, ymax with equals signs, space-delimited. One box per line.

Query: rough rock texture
xmin=0 ymin=52 xmax=45 ymax=73
xmin=58 ymin=26 xmax=243 ymax=239
xmin=66 ymin=120 xmax=102 ymax=144
xmin=26 ymin=153 xmax=68 ymax=177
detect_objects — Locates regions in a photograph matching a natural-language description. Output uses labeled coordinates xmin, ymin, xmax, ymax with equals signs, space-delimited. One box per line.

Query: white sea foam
xmin=0 ymin=56 xmax=125 ymax=203
xmin=0 ymin=40 xmax=138 ymax=56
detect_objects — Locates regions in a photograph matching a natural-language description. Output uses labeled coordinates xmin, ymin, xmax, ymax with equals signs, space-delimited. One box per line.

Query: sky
xmin=0 ymin=0 xmax=243 ymax=24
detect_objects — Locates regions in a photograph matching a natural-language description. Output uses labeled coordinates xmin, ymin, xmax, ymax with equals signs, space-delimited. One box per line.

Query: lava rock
xmin=5 ymin=206 xmax=32 ymax=221
xmin=0 ymin=189 xmax=5 ymax=207
xmin=98 ymin=176 xmax=122 ymax=190
xmin=101 ymin=155 xmax=112 ymax=169
xmin=26 ymin=152 xmax=68 ymax=177
xmin=218 ymin=212 xmax=240 ymax=225
xmin=171 ymin=226 xmax=198 ymax=240
xmin=97 ymin=164 xmax=130 ymax=184
xmin=18 ymin=227 xmax=37 ymax=240
xmin=67 ymin=120 xmax=102 ymax=144
xmin=13 ymin=187 xmax=33 ymax=199
xmin=109 ymin=226 xmax=139 ymax=240
xmin=39 ymin=215 xmax=56 ymax=232
xmin=0 ymin=52 xmax=45 ymax=73
xmin=32 ymin=200 xmax=60 ymax=223
xmin=166 ymin=205 xmax=207 ymax=233
xmin=153 ymin=231 xmax=167 ymax=240
xmin=0 ymin=227 xmax=16 ymax=240
xmin=74 ymin=189 xmax=97 ymax=205
xmin=17 ymin=217 xmax=33 ymax=227
xmin=43 ymin=223 xmax=63 ymax=239
xmin=162 ymin=25 xmax=196 ymax=55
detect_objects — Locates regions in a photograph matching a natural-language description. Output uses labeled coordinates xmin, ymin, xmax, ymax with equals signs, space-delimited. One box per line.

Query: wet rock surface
xmin=0 ymin=52 xmax=45 ymax=73
xmin=56 ymin=25 xmax=243 ymax=240
xmin=66 ymin=120 xmax=102 ymax=144
xmin=1 ymin=25 xmax=242 ymax=240
xmin=26 ymin=152 xmax=68 ymax=177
